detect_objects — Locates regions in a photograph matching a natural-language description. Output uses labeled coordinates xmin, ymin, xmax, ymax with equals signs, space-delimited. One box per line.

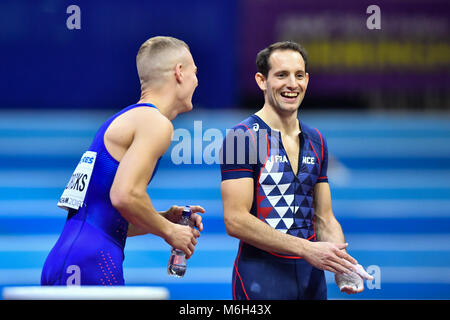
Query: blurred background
xmin=0 ymin=0 xmax=449 ymax=300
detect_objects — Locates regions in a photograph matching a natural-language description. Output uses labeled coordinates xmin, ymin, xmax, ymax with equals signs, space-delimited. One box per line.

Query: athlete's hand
xmin=165 ymin=222 xmax=200 ymax=259
xmin=162 ymin=205 xmax=205 ymax=232
xmin=303 ymin=242 xmax=358 ymax=274
xmin=335 ymin=264 xmax=374 ymax=294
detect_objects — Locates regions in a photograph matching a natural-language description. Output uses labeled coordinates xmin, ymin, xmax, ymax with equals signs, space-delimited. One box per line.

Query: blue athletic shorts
xmin=232 ymin=243 xmax=327 ymax=300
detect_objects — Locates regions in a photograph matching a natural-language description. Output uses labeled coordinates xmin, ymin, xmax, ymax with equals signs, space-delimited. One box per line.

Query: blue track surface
xmin=0 ymin=109 xmax=449 ymax=300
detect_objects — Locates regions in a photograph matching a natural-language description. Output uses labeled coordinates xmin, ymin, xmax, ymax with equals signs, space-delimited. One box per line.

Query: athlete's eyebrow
xmin=273 ymin=69 xmax=305 ymax=75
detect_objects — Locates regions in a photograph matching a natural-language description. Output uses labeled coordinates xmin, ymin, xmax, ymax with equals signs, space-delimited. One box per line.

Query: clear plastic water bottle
xmin=167 ymin=206 xmax=192 ymax=278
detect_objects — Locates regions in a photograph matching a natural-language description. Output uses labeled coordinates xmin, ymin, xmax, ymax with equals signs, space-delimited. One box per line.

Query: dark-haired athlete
xmin=220 ymin=41 xmax=372 ymax=299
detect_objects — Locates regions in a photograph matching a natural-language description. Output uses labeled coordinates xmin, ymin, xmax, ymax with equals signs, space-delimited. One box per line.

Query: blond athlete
xmin=42 ymin=36 xmax=204 ymax=285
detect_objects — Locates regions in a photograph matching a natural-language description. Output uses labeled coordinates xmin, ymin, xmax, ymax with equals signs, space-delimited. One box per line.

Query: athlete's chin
xmin=181 ymin=101 xmax=194 ymax=113
xmin=276 ymin=103 xmax=301 ymax=114
xmin=282 ymin=98 xmax=305 ymax=111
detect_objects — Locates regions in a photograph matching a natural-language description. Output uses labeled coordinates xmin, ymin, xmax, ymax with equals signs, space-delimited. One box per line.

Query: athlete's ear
xmin=175 ymin=63 xmax=183 ymax=83
xmin=255 ymin=72 xmax=266 ymax=91
xmin=304 ymin=72 xmax=310 ymax=89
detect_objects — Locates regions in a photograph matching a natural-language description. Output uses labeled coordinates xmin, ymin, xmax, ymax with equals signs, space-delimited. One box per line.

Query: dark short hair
xmin=256 ymin=41 xmax=308 ymax=77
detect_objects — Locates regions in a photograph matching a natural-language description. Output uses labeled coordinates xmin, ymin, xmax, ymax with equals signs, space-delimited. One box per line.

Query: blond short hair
xmin=136 ymin=36 xmax=190 ymax=88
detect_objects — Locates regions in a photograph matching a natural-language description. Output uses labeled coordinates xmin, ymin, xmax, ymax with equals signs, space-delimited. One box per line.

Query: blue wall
xmin=0 ymin=0 xmax=238 ymax=110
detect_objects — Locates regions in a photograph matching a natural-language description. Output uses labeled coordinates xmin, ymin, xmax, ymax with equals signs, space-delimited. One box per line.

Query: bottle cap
xmin=181 ymin=205 xmax=191 ymax=218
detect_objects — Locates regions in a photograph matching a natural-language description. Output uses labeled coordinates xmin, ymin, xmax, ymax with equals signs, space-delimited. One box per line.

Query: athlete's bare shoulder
xmin=132 ymin=106 xmax=174 ymax=133
xmin=105 ymin=106 xmax=173 ymax=162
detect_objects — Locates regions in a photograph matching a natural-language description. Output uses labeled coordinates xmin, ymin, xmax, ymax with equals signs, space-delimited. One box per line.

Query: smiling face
xmin=256 ymin=49 xmax=309 ymax=115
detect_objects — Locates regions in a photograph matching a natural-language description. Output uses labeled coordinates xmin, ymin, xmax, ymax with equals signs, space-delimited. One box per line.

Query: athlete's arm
xmin=313 ymin=182 xmax=348 ymax=253
xmin=221 ymin=178 xmax=356 ymax=274
xmin=127 ymin=223 xmax=148 ymax=237
xmin=110 ymin=112 xmax=199 ymax=258
xmin=314 ymin=182 xmax=373 ymax=282
xmin=128 ymin=205 xmax=205 ymax=237
xmin=222 ymin=178 xmax=309 ymax=256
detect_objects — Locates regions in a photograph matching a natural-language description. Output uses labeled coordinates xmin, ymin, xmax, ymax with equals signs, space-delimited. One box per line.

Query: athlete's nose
xmin=286 ymin=74 xmax=297 ymax=90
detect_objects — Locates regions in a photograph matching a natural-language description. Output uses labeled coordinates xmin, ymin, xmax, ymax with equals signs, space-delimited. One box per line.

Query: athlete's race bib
xmin=57 ymin=151 xmax=97 ymax=211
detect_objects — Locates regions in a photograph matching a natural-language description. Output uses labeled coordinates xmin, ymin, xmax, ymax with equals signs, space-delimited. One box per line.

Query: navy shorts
xmin=232 ymin=243 xmax=327 ymax=300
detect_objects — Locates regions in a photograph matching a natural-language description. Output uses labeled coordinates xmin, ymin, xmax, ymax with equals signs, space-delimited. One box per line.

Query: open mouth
xmin=280 ymin=92 xmax=299 ymax=98
xmin=280 ymin=91 xmax=299 ymax=102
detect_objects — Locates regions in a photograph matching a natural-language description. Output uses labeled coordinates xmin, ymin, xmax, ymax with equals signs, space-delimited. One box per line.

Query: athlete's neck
xmin=255 ymin=104 xmax=300 ymax=136
xmin=137 ymin=90 xmax=178 ymax=121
